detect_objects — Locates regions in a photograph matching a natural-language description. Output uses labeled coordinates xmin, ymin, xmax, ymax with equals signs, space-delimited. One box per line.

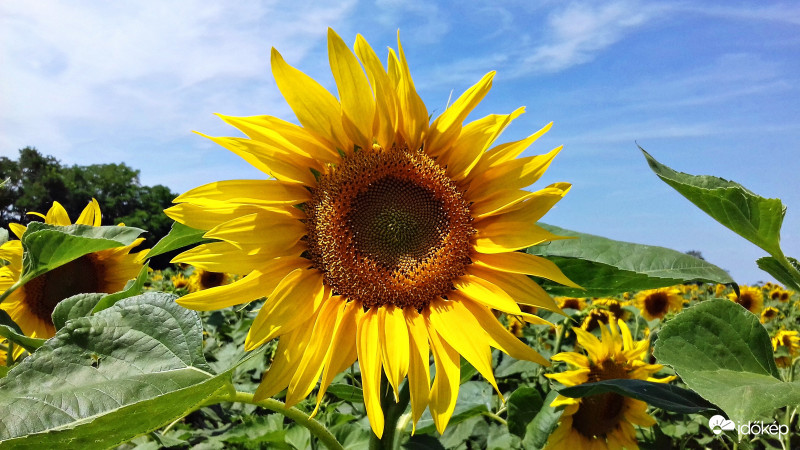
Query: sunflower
xmin=545 ymin=320 xmax=674 ymax=449
xmin=167 ymin=29 xmax=577 ymax=436
xmin=768 ymin=287 xmax=792 ymax=302
xmin=188 ymin=268 xmax=232 ymax=292
xmin=760 ymin=306 xmax=780 ymax=323
xmin=727 ymin=285 xmax=764 ymax=314
xmin=581 ymin=309 xmax=612 ymax=332
xmin=171 ymin=272 xmax=191 ymax=290
xmin=772 ymin=330 xmax=800 ymax=368
xmin=0 ymin=200 xmax=145 ymax=340
xmin=633 ymin=288 xmax=683 ymax=321
xmin=556 ymin=297 xmax=587 ymax=311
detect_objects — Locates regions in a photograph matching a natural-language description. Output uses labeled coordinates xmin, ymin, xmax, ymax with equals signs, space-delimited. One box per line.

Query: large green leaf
xmin=756 ymin=256 xmax=800 ymax=291
xmin=642 ymin=149 xmax=786 ymax=257
xmin=558 ymin=379 xmax=719 ymax=414
xmin=506 ymin=386 xmax=543 ymax=438
xmin=527 ymin=224 xmax=734 ymax=296
xmin=0 ymin=292 xmax=230 ymax=448
xmin=653 ymin=299 xmax=800 ymax=424
xmin=521 ymin=390 xmax=562 ymax=450
xmin=19 ymin=222 xmax=144 ymax=282
xmin=145 ymin=221 xmax=209 ymax=259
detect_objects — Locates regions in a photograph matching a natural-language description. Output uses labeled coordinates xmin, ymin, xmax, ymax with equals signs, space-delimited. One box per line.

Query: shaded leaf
xmin=327 ymin=384 xmax=365 ymax=403
xmin=558 ymin=379 xmax=719 ymax=414
xmin=653 ymin=299 xmax=800 ymax=424
xmin=403 ymin=434 xmax=447 ymax=449
xmin=93 ymin=262 xmax=150 ymax=312
xmin=506 ymin=386 xmax=543 ymax=438
xmin=521 ymin=390 xmax=562 ymax=450
xmin=528 ymin=224 xmax=734 ymax=296
xmin=756 ymin=256 xmax=800 ymax=291
xmin=146 ymin=221 xmax=209 ymax=259
xmin=0 ymin=292 xmax=230 ymax=448
xmin=415 ymin=381 xmax=491 ymax=435
xmin=0 ymin=310 xmax=46 ymax=352
xmin=51 ymin=293 xmax=106 ymax=331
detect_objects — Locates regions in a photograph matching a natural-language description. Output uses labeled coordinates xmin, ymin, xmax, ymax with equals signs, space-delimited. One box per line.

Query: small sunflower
xmin=556 ymin=297 xmax=587 ymax=311
xmin=0 ymin=200 xmax=145 ymax=339
xmin=760 ymin=306 xmax=780 ymax=323
xmin=727 ymin=285 xmax=764 ymax=314
xmin=581 ymin=309 xmax=612 ymax=332
xmin=506 ymin=315 xmax=526 ymax=338
xmin=768 ymin=287 xmax=792 ymax=302
xmin=188 ymin=268 xmax=232 ymax=292
xmin=167 ymin=29 xmax=577 ymax=436
xmin=633 ymin=288 xmax=683 ymax=321
xmin=171 ymin=272 xmax=191 ymax=290
xmin=713 ymin=284 xmax=728 ymax=297
xmin=772 ymin=329 xmax=800 ymax=368
xmin=545 ymin=320 xmax=674 ymax=449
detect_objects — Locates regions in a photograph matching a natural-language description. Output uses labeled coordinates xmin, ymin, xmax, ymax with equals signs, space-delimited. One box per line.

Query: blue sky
xmin=2 ymin=1 xmax=799 ymax=285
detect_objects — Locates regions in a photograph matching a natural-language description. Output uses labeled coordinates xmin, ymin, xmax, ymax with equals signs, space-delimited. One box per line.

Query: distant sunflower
xmin=769 ymin=287 xmax=792 ymax=302
xmin=633 ymin=288 xmax=683 ymax=321
xmin=171 ymin=273 xmax=190 ymax=290
xmin=760 ymin=306 xmax=780 ymax=323
xmin=727 ymin=285 xmax=764 ymax=314
xmin=167 ymin=29 xmax=577 ymax=436
xmin=581 ymin=309 xmax=612 ymax=332
xmin=545 ymin=320 xmax=674 ymax=449
xmin=0 ymin=200 xmax=145 ymax=339
xmin=188 ymin=268 xmax=232 ymax=292
xmin=556 ymin=297 xmax=587 ymax=311
xmin=772 ymin=330 xmax=800 ymax=368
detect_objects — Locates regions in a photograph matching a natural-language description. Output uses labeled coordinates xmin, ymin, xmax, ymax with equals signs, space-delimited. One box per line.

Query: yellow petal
xmin=216 ymin=114 xmax=338 ymax=163
xmin=426 ymin=72 xmax=495 ymax=158
xmin=76 ymin=199 xmax=101 ymax=226
xmin=286 ymin=296 xmax=347 ymax=407
xmin=453 ymin=274 xmax=521 ymax=314
xmin=475 ymin=183 xmax=570 ymax=228
xmin=393 ymin=35 xmax=428 ymax=151
xmin=425 ymin=316 xmax=461 ymax=434
xmin=458 ymin=297 xmax=550 ymax=366
xmin=573 ymin=327 xmax=607 ymax=363
xmin=328 ymin=28 xmax=375 ymax=149
xmin=404 ymin=307 xmax=431 ymax=431
xmin=474 ymin=216 xmax=572 ymax=254
xmin=469 ymin=189 xmax=539 ymax=218
xmin=9 ymin=223 xmax=26 ymax=239
xmin=443 ymin=108 xmax=524 ymax=181
xmin=173 ymin=242 xmax=304 ymax=277
xmin=166 ymin=203 xmax=302 ymax=234
xmin=473 ymin=122 xmax=552 ymax=173
xmin=357 ymin=308 xmax=385 ymax=438
xmin=473 ymin=251 xmax=580 ymax=289
xmin=468 ymin=146 xmax=563 ymax=203
xmin=355 ymin=35 xmax=399 ymax=150
xmin=271 ymin=47 xmax=350 ymax=151
xmin=545 ymin=369 xmax=590 ymax=387
xmin=467 ymin=265 xmax=563 ymax=313
xmin=428 ymin=298 xmax=501 ymax=398
xmin=245 ymin=268 xmax=326 ymax=349
xmin=254 ymin=320 xmax=314 ymax=401
xmin=174 ymin=179 xmax=311 ymax=206
xmin=202 ymin=212 xmax=306 ymax=254
xmin=380 ymin=305 xmax=410 ymax=401
xmin=313 ymin=300 xmax=361 ymax=417
xmin=550 ymin=352 xmax=590 ymax=368
xmin=46 ymin=201 xmax=71 ymax=225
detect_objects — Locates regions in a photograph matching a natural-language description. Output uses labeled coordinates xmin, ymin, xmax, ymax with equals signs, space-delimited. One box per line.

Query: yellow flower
xmin=633 ymin=288 xmax=683 ymax=321
xmin=188 ymin=268 xmax=232 ymax=292
xmin=581 ymin=309 xmax=612 ymax=332
xmin=167 ymin=29 xmax=576 ymax=437
xmin=772 ymin=330 xmax=800 ymax=368
xmin=768 ymin=287 xmax=792 ymax=302
xmin=506 ymin=315 xmax=526 ymax=338
xmin=760 ymin=306 xmax=780 ymax=323
xmin=727 ymin=285 xmax=764 ymax=314
xmin=0 ymin=200 xmax=145 ymax=340
xmin=556 ymin=297 xmax=587 ymax=311
xmin=171 ymin=272 xmax=190 ymax=289
xmin=713 ymin=284 xmax=728 ymax=297
xmin=545 ymin=320 xmax=674 ymax=449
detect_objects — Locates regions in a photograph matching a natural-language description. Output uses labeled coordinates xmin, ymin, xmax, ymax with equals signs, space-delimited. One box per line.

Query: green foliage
xmin=558 ymin=379 xmax=719 ymax=414
xmin=527 ymin=223 xmax=734 ymax=296
xmin=654 ymin=299 xmax=800 ymax=424
xmin=0 ymin=147 xmax=177 ymax=250
xmin=146 ymin=221 xmax=210 ymax=259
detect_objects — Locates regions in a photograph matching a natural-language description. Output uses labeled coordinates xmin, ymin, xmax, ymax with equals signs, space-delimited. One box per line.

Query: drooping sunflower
xmin=167 ymin=29 xmax=577 ymax=436
xmin=545 ymin=320 xmax=675 ymax=449
xmin=727 ymin=285 xmax=764 ymax=314
xmin=0 ymin=200 xmax=146 ymax=340
xmin=772 ymin=329 xmax=800 ymax=368
xmin=633 ymin=287 xmax=683 ymax=321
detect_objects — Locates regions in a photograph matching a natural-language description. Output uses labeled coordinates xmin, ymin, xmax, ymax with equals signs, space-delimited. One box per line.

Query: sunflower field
xmin=1 ymin=29 xmax=799 ymax=450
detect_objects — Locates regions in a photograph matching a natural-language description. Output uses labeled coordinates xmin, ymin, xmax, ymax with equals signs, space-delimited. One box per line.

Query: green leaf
xmin=506 ymin=386 xmax=543 ymax=438
xmin=146 ymin=221 xmax=209 ymax=259
xmin=756 ymin=256 xmax=800 ymax=291
xmin=402 ymin=434 xmax=447 ymax=449
xmin=557 ymin=379 xmax=719 ymax=414
xmin=0 ymin=292 xmax=231 ymax=448
xmin=527 ymin=224 xmax=734 ymax=296
xmin=0 ymin=310 xmax=46 ymax=352
xmin=93 ymin=262 xmax=150 ymax=312
xmin=326 ymin=384 xmax=365 ymax=403
xmin=415 ymin=381 xmax=491 ymax=435
xmin=521 ymin=390 xmax=562 ymax=450
xmin=51 ymin=293 xmax=106 ymax=330
xmin=642 ymin=148 xmax=786 ymax=258
xmin=19 ymin=222 xmax=144 ymax=281
xmin=653 ymin=299 xmax=800 ymax=424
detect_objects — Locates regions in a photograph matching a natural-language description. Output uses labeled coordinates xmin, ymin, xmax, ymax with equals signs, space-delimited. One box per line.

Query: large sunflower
xmin=167 ymin=29 xmax=577 ymax=437
xmin=0 ymin=200 xmax=146 ymax=340
xmin=545 ymin=320 xmax=674 ymax=449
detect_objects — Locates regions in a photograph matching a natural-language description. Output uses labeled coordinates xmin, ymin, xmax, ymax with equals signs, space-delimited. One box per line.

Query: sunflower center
xmin=737 ymin=293 xmax=754 ymax=310
xmin=306 ymin=144 xmax=475 ymax=309
xmin=572 ymin=359 xmax=629 ymax=438
xmin=199 ymin=270 xmax=226 ymax=289
xmin=644 ymin=292 xmax=669 ymax=317
xmin=20 ymin=255 xmax=100 ymax=324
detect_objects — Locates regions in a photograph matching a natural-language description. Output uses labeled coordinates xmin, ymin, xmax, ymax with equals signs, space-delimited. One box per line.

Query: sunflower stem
xmin=552 ymin=316 xmax=572 ymax=355
xmin=207 ymin=390 xmax=344 ymax=450
xmin=369 ymin=374 xmax=410 ymax=450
